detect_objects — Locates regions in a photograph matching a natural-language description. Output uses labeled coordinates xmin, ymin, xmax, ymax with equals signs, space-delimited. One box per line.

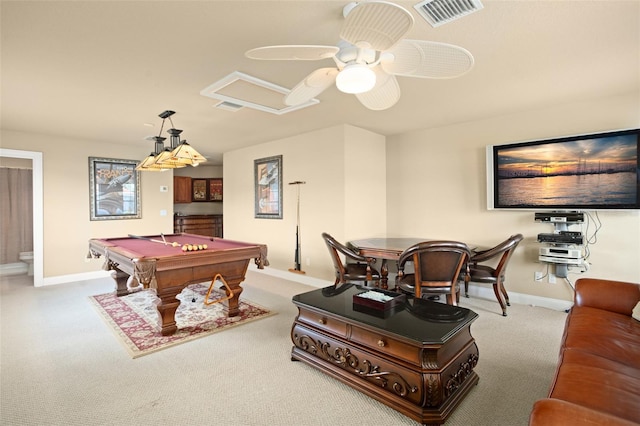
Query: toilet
xmin=19 ymin=251 xmax=34 ymax=276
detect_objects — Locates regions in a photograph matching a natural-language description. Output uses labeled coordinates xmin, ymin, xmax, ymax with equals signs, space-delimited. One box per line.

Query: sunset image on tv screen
xmin=495 ymin=131 xmax=639 ymax=208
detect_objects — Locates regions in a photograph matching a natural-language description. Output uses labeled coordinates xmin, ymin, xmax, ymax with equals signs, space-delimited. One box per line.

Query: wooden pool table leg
xmin=155 ymin=289 xmax=181 ymax=336
xmin=110 ymin=269 xmax=130 ymax=297
xmin=222 ymin=282 xmax=243 ymax=317
xmin=155 ymin=285 xmax=243 ymax=336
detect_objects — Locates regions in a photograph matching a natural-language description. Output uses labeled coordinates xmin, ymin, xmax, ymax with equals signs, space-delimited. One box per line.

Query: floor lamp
xmin=288 ymin=181 xmax=306 ymax=274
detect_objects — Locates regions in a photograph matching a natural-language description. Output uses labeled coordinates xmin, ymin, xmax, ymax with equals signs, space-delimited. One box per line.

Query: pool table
xmin=89 ymin=233 xmax=268 ymax=336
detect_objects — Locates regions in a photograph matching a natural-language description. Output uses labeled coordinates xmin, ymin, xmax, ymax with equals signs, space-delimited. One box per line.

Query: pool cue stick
xmin=128 ymin=234 xmax=180 ymax=247
xmin=160 ymin=233 xmax=168 ymax=245
xmin=288 ymin=181 xmax=306 ymax=274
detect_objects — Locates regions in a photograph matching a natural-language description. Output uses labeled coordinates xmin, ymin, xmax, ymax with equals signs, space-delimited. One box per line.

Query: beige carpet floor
xmin=0 ymin=270 xmax=566 ymax=425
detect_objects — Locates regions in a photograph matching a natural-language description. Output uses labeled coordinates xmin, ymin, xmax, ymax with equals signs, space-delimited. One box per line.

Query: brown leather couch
xmin=529 ymin=278 xmax=640 ymax=426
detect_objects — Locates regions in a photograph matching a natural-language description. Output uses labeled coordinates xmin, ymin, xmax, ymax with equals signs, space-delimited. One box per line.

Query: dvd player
xmin=534 ymin=211 xmax=584 ymax=223
xmin=539 ymin=247 xmax=583 ymax=258
xmin=559 ymin=231 xmax=582 ymax=237
xmin=539 ymin=255 xmax=583 ymax=265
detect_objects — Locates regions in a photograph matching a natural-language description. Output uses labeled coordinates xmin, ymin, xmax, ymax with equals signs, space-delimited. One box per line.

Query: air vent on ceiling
xmin=413 ymin=0 xmax=483 ymax=27
xmin=215 ymin=101 xmax=244 ymax=112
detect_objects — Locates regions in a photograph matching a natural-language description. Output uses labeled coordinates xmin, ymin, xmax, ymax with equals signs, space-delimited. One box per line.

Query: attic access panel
xmin=200 ymin=71 xmax=319 ymax=115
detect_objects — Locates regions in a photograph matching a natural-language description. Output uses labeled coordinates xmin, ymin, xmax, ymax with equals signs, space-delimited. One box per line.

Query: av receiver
xmin=534 ymin=211 xmax=584 ymax=223
xmin=538 ymin=247 xmax=583 ymax=265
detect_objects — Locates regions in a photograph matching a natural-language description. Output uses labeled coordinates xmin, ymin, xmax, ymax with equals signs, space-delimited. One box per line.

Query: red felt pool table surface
xmin=89 ymin=233 xmax=268 ymax=335
xmin=95 ymin=234 xmax=259 ymax=258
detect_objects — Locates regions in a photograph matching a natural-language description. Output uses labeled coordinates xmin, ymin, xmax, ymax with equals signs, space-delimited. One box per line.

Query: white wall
xmin=386 ymin=92 xmax=640 ymax=301
xmin=344 ymin=125 xmax=387 ymax=241
xmin=225 ymin=93 xmax=639 ymax=304
xmin=0 ymin=129 xmax=174 ymax=279
xmin=224 ymin=124 xmax=387 ymax=282
xmin=1 ymin=92 xmax=638 ymax=301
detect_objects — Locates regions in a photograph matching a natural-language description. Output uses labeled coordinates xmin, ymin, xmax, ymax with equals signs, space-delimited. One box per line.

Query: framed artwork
xmin=192 ymin=179 xmax=207 ymax=201
xmin=254 ymin=155 xmax=282 ymax=219
xmin=209 ymin=178 xmax=223 ymax=201
xmin=89 ymin=157 xmax=141 ymax=221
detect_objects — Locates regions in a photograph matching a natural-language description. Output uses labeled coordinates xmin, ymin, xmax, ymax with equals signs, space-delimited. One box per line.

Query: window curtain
xmin=0 ymin=168 xmax=33 ymax=264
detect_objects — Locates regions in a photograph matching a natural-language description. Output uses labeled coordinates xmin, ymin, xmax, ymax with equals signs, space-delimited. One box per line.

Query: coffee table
xmin=291 ymin=284 xmax=479 ymax=425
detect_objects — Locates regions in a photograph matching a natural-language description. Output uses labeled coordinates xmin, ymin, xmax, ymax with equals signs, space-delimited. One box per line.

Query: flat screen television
xmin=487 ymin=128 xmax=640 ymax=210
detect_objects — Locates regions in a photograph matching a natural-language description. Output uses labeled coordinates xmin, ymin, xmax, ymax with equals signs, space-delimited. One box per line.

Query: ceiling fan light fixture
xmin=245 ymin=1 xmax=474 ymax=110
xmin=336 ymin=63 xmax=376 ymax=94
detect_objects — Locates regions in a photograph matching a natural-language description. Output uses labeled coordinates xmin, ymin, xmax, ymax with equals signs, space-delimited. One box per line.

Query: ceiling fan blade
xmin=285 ymin=68 xmax=339 ymax=106
xmin=340 ymin=1 xmax=413 ymax=51
xmin=381 ymin=39 xmax=474 ymax=79
xmin=245 ymin=45 xmax=339 ymax=60
xmin=355 ymin=69 xmax=400 ymax=111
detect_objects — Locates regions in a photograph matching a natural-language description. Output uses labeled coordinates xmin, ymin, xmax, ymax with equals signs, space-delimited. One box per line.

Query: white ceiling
xmin=2 ymin=1 xmax=639 ymax=165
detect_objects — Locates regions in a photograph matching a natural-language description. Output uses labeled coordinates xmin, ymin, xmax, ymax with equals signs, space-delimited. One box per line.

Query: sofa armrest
xmin=530 ymin=399 xmax=639 ymax=426
xmin=574 ymin=278 xmax=640 ymax=316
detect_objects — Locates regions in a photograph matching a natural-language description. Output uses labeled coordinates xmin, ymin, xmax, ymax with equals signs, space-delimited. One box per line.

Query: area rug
xmin=89 ymin=282 xmax=275 ymax=358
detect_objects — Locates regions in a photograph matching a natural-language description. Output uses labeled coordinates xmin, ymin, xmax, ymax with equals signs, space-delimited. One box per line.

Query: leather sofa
xmin=529 ymin=278 xmax=640 ymax=426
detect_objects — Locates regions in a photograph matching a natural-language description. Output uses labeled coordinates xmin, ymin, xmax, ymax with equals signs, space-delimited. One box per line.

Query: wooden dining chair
xmin=322 ymin=232 xmax=381 ymax=286
xmin=463 ymin=233 xmax=523 ymax=316
xmin=396 ymin=241 xmax=471 ymax=306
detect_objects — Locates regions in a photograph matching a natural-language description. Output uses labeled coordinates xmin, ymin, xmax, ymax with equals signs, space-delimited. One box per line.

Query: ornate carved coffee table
xmin=291 ymin=284 xmax=479 ymax=425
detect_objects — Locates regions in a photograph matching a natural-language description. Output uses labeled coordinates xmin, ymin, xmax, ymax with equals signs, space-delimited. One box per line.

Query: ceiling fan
xmin=245 ymin=1 xmax=474 ymax=111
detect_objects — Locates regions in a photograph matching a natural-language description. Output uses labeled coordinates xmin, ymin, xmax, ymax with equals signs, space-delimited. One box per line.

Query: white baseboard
xmin=41 ymin=265 xmax=574 ymax=312
xmin=41 ymin=270 xmax=111 ymax=287
xmin=249 ymin=263 xmax=332 ymax=288
xmin=0 ymin=262 xmax=28 ymax=276
xmin=463 ymin=284 xmax=573 ymax=312
xmin=250 ymin=265 xmax=573 ymax=312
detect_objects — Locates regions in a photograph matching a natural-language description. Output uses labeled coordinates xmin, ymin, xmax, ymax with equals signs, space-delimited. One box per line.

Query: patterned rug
xmin=89 ymin=282 xmax=275 ymax=358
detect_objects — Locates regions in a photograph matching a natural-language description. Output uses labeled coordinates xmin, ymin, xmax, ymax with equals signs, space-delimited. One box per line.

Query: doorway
xmin=0 ymin=149 xmax=43 ymax=286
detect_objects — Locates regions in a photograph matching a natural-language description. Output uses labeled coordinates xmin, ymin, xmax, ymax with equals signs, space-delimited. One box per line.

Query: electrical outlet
xmin=306 ymin=257 xmax=311 ymax=266
xmin=534 ymin=272 xmax=543 ymax=281
xmin=548 ymin=273 xmax=557 ymax=284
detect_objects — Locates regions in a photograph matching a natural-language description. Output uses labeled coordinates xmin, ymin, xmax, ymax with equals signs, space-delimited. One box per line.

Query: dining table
xmin=347 ymin=238 xmax=429 ymax=289
xmin=348 ymin=237 xmax=479 ymax=290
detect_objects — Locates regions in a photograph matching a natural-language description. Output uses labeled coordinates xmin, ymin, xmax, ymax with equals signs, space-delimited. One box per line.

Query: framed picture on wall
xmin=192 ymin=179 xmax=207 ymax=201
xmin=209 ymin=178 xmax=223 ymax=201
xmin=89 ymin=157 xmax=141 ymax=220
xmin=254 ymin=155 xmax=282 ymax=219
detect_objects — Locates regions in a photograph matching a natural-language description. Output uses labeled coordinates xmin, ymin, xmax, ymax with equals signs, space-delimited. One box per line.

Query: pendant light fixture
xmin=136 ymin=110 xmax=207 ymax=171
